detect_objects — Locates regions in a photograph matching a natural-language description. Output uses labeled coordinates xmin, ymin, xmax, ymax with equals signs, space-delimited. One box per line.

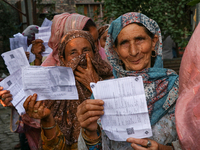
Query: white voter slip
xmin=90 ymin=76 xmax=152 ymax=141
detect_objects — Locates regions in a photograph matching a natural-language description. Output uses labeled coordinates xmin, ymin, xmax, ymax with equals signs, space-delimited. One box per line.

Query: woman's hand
xmin=23 ymin=93 xmax=51 ymax=120
xmin=23 ymin=93 xmax=57 ymax=139
xmin=127 ymin=138 xmax=172 ymax=150
xmin=77 ymin=99 xmax=104 ymax=138
xmin=0 ymin=87 xmax=13 ymax=107
xmin=74 ymin=54 xmax=99 ymax=92
xmin=25 ymin=52 xmax=30 ymax=60
xmin=31 ymin=39 xmax=45 ymax=65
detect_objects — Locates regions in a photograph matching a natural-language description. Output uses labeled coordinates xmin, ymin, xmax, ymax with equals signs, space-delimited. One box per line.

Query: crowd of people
xmin=0 ymin=11 xmax=199 ymax=150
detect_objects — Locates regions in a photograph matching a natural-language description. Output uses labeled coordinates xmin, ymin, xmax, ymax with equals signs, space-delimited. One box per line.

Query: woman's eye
xmin=139 ymin=37 xmax=144 ymax=40
xmin=83 ymin=49 xmax=89 ymax=52
xmin=70 ymin=51 xmax=76 ymax=55
xmin=121 ymin=43 xmax=129 ymax=49
xmin=120 ymin=40 xmax=128 ymax=45
xmin=136 ymin=37 xmax=145 ymax=42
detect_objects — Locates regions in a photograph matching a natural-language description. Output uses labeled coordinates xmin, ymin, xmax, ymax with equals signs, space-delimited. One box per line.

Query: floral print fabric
xmin=78 ymin=12 xmax=181 ymax=150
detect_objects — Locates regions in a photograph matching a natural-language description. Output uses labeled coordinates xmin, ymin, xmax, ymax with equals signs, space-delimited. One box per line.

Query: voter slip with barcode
xmin=90 ymin=76 xmax=152 ymax=141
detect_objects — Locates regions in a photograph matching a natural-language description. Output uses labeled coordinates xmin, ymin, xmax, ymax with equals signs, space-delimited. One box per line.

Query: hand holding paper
xmin=31 ymin=39 xmax=45 ymax=62
xmin=0 ymin=66 xmax=79 ymax=115
xmin=1 ymin=47 xmax=30 ymax=74
xmin=90 ymin=76 xmax=152 ymax=141
xmin=0 ymin=86 xmax=13 ymax=107
xmin=23 ymin=93 xmax=51 ymax=120
xmin=77 ymin=99 xmax=104 ymax=132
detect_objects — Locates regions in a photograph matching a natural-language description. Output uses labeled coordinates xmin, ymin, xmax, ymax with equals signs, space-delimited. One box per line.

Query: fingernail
xmin=126 ymin=139 xmax=130 ymax=142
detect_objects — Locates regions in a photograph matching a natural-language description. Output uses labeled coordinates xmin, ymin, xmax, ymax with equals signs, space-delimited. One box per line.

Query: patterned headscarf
xmin=58 ymin=30 xmax=96 ymax=58
xmin=42 ymin=13 xmax=91 ymax=66
xmin=98 ymin=24 xmax=110 ymax=39
xmin=22 ymin=25 xmax=39 ymax=46
xmin=105 ymin=12 xmax=179 ymax=125
xmin=44 ymin=30 xmax=113 ymax=146
xmin=176 ymin=23 xmax=200 ymax=149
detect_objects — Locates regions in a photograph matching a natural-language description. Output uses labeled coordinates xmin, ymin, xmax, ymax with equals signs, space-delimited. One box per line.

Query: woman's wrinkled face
xmin=100 ymin=30 xmax=108 ymax=48
xmin=114 ymin=23 xmax=158 ymax=71
xmin=88 ymin=26 xmax=99 ymax=48
xmin=60 ymin=37 xmax=94 ymax=64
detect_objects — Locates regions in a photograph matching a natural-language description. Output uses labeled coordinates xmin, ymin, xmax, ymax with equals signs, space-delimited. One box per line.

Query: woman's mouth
xmin=129 ymin=58 xmax=142 ymax=64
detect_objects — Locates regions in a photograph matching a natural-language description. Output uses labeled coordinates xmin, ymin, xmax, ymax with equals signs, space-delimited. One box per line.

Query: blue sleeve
xmin=90 ymin=93 xmax=95 ymax=99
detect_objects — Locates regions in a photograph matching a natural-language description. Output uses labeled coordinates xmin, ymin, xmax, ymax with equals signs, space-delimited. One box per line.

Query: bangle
xmin=82 ymin=125 xmax=101 ymax=144
xmin=41 ymin=123 xmax=57 ymax=130
xmin=166 ymin=143 xmax=175 ymax=150
xmin=85 ymin=139 xmax=101 ymax=146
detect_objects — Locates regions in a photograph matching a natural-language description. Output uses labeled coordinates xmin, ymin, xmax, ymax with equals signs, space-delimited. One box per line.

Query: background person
xmin=22 ymin=25 xmax=46 ymax=65
xmin=98 ymin=24 xmax=110 ymax=65
xmin=162 ymin=35 xmax=176 ymax=59
xmin=98 ymin=24 xmax=110 ymax=48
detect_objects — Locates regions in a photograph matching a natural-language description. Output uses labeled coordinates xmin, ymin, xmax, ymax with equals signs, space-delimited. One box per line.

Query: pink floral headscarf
xmin=42 ymin=12 xmax=90 ymax=66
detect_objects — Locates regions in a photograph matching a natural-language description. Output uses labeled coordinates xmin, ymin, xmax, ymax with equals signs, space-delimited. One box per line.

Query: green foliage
xmin=76 ymin=5 xmax=85 ymax=15
xmin=36 ymin=0 xmax=56 ymax=26
xmin=97 ymin=0 xmax=192 ymax=49
xmin=188 ymin=0 xmax=200 ymax=6
xmin=0 ymin=1 xmax=20 ymax=52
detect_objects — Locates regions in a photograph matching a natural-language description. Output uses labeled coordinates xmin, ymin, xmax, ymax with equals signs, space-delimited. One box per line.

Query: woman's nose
xmin=129 ymin=43 xmax=139 ymax=56
xmin=78 ymin=51 xmax=83 ymax=55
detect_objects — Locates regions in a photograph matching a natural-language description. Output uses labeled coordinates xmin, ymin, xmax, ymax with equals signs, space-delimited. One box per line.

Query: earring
xmin=60 ymin=60 xmax=65 ymax=66
xmin=118 ymin=59 xmax=123 ymax=66
xmin=151 ymin=49 xmax=157 ymax=57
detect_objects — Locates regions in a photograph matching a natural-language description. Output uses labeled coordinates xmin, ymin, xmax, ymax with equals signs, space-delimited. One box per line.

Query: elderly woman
xmin=23 ymin=30 xmax=112 ymax=150
xmin=0 ymin=13 xmax=112 ymax=150
xmin=77 ymin=12 xmax=181 ymax=150
xmin=41 ymin=12 xmax=99 ymax=67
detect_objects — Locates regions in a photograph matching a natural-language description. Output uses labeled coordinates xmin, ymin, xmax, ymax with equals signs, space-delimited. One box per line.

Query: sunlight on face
xmin=114 ymin=23 xmax=158 ymax=71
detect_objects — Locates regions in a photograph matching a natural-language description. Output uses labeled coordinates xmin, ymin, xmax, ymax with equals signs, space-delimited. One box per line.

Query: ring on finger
xmin=34 ymin=110 xmax=38 ymax=113
xmin=146 ymin=140 xmax=152 ymax=148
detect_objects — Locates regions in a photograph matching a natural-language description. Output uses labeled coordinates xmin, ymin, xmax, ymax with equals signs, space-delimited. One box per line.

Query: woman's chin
xmin=125 ymin=64 xmax=145 ymax=71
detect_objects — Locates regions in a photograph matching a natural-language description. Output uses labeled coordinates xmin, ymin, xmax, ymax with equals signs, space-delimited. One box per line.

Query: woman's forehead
xmin=65 ymin=38 xmax=91 ymax=49
xmin=118 ymin=24 xmax=147 ymax=39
